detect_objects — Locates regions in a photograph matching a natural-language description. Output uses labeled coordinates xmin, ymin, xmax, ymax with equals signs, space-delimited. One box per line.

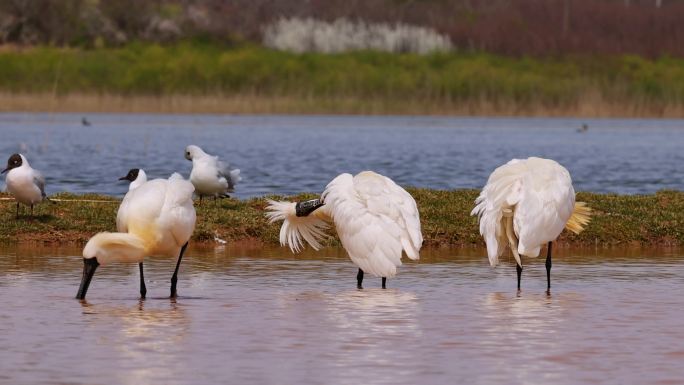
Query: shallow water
xmin=0 ymin=246 xmax=682 ymax=385
xmin=1 ymin=113 xmax=683 ymax=197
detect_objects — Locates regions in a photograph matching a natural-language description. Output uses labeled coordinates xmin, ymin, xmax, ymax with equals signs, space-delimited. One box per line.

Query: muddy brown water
xmin=0 ymin=245 xmax=682 ymax=385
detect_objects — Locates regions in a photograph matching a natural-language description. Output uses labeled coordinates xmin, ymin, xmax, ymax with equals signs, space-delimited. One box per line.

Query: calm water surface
xmin=0 ymin=246 xmax=682 ymax=385
xmin=1 ymin=113 xmax=683 ymax=197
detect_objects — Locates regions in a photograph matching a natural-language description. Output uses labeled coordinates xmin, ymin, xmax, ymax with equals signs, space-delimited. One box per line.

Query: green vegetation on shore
xmin=1 ymin=189 xmax=682 ymax=247
xmin=1 ymin=43 xmax=684 ymax=116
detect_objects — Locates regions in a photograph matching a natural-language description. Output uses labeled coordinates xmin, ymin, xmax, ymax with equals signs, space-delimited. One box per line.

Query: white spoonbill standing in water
xmin=266 ymin=171 xmax=423 ymax=289
xmin=2 ymin=153 xmax=54 ymax=218
xmin=185 ymin=145 xmax=241 ymax=202
xmin=77 ymin=173 xmax=196 ymax=300
xmin=471 ymin=157 xmax=591 ymax=292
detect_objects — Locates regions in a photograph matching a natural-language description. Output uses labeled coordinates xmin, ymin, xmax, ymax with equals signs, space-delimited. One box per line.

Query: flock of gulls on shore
xmin=2 ymin=146 xmax=591 ymax=300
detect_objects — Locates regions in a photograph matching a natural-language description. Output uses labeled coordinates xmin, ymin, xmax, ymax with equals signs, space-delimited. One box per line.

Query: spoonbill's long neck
xmin=83 ymin=232 xmax=148 ymax=265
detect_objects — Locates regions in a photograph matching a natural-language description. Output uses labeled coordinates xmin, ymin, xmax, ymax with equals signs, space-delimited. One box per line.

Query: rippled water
xmin=1 ymin=113 xmax=683 ymax=197
xmin=0 ymin=246 xmax=682 ymax=384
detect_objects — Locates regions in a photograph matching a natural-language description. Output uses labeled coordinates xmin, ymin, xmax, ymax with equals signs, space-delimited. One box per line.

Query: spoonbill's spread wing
xmin=323 ymin=171 xmax=422 ymax=278
xmin=471 ymin=157 xmax=575 ymax=266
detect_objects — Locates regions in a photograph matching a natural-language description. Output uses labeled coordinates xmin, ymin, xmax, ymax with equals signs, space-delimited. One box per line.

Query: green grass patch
xmin=1 ymin=43 xmax=684 ymax=111
xmin=1 ymin=189 xmax=682 ymax=247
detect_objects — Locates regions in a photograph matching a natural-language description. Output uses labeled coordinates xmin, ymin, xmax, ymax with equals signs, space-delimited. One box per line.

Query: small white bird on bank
xmin=2 ymin=153 xmax=54 ymax=218
xmin=471 ymin=157 xmax=591 ymax=292
xmin=184 ymin=145 xmax=241 ymax=203
xmin=77 ymin=173 xmax=196 ymax=300
xmin=119 ymin=168 xmax=148 ymax=191
xmin=266 ymin=171 xmax=423 ymax=289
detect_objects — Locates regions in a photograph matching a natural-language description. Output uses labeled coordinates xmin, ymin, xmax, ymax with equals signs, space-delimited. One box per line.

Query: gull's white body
xmin=267 ymin=171 xmax=423 ymax=278
xmin=5 ymin=154 xmax=47 ymax=205
xmin=83 ymin=173 xmax=196 ymax=265
xmin=185 ymin=145 xmax=241 ymax=198
xmin=128 ymin=169 xmax=148 ymax=191
xmin=471 ymin=157 xmax=576 ymax=267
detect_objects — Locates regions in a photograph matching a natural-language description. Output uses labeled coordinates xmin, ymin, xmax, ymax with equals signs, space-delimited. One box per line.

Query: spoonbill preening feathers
xmin=471 ymin=157 xmax=591 ymax=292
xmin=266 ymin=171 xmax=423 ymax=289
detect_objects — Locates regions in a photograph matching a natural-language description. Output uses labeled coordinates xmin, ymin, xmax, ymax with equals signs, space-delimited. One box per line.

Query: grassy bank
xmin=1 ymin=43 xmax=684 ymax=117
xmin=1 ymin=189 xmax=682 ymax=247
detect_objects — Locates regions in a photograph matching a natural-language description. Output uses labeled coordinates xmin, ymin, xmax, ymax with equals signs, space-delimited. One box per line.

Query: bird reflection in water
xmin=79 ymin=299 xmax=190 ymax=384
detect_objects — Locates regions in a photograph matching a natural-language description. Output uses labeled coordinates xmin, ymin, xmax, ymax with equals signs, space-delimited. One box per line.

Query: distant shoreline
xmin=1 ymin=92 xmax=682 ymax=118
xmin=0 ymin=190 xmax=682 ymax=247
xmin=1 ymin=44 xmax=684 ymax=118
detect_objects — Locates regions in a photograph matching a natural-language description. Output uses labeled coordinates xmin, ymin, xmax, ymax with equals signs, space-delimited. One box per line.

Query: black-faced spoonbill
xmin=266 ymin=171 xmax=423 ymax=289
xmin=184 ymin=145 xmax=241 ymax=203
xmin=471 ymin=157 xmax=591 ymax=292
xmin=2 ymin=153 xmax=54 ymax=218
xmin=77 ymin=173 xmax=196 ymax=300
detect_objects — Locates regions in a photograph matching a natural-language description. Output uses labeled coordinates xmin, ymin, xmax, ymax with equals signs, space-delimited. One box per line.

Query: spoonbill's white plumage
xmin=2 ymin=153 xmax=54 ymax=218
xmin=471 ymin=157 xmax=591 ymax=291
xmin=119 ymin=168 xmax=148 ymax=191
xmin=77 ymin=172 xmax=196 ymax=300
xmin=184 ymin=145 xmax=241 ymax=202
xmin=266 ymin=171 xmax=422 ymax=289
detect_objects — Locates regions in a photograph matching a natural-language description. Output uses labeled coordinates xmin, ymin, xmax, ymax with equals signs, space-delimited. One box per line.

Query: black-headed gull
xmin=184 ymin=145 xmax=241 ymax=203
xmin=2 ymin=153 xmax=53 ymax=218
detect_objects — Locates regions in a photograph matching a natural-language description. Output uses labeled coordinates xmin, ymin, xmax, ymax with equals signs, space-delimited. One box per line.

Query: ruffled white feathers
xmin=265 ymin=199 xmax=330 ymax=253
xmin=266 ymin=171 xmax=423 ymax=279
xmin=471 ymin=157 xmax=585 ymax=267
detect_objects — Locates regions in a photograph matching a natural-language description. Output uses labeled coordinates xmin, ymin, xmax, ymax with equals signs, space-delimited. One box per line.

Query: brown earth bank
xmin=1 ymin=189 xmax=683 ymax=248
xmin=1 ymin=92 xmax=683 ymax=118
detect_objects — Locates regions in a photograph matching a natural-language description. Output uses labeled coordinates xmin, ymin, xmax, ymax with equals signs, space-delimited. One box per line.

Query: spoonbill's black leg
xmin=381 ymin=277 xmax=387 ymax=289
xmin=15 ymin=202 xmax=19 ymax=219
xmin=170 ymin=242 xmax=189 ymax=298
xmin=545 ymin=241 xmax=553 ymax=293
xmin=30 ymin=204 xmax=34 ymax=217
xmin=139 ymin=262 xmax=147 ymax=299
xmin=357 ymin=268 xmax=364 ymax=289
xmin=198 ymin=196 xmax=203 ymax=205
xmin=516 ymin=264 xmax=523 ymax=290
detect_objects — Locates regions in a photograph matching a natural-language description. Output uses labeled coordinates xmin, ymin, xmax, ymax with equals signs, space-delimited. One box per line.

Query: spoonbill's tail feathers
xmin=565 ymin=201 xmax=592 ymax=234
xmin=265 ymin=199 xmax=329 ymax=253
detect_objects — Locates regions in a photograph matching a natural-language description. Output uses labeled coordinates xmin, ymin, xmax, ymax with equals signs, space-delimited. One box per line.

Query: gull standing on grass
xmin=77 ymin=173 xmax=196 ymax=300
xmin=2 ymin=153 xmax=54 ymax=218
xmin=185 ymin=145 xmax=241 ymax=203
xmin=119 ymin=168 xmax=148 ymax=191
xmin=266 ymin=171 xmax=423 ymax=289
xmin=471 ymin=157 xmax=591 ymax=292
